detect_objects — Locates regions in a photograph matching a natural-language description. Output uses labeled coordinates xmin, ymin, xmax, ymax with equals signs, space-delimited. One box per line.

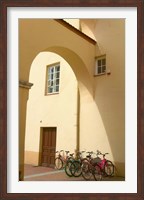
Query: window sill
xmin=94 ymin=73 xmax=106 ymax=77
xmin=45 ymin=92 xmax=59 ymax=96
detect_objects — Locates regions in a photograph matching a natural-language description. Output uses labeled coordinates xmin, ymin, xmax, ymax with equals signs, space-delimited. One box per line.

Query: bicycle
xmin=81 ymin=151 xmax=102 ymax=181
xmin=55 ymin=150 xmax=71 ymax=170
xmin=64 ymin=153 xmax=77 ymax=177
xmin=66 ymin=151 xmax=85 ymax=177
xmin=95 ymin=150 xmax=115 ymax=177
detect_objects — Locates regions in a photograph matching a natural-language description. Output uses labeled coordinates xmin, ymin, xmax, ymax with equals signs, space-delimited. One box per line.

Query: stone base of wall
xmin=24 ymin=151 xmax=39 ymax=166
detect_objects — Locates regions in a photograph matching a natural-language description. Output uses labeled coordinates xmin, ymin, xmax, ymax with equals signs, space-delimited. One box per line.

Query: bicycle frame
xmin=96 ymin=155 xmax=107 ymax=170
xmin=95 ymin=150 xmax=114 ymax=177
xmin=81 ymin=152 xmax=102 ymax=181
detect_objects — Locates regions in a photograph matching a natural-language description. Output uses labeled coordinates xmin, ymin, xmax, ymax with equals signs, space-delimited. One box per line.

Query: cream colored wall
xmin=20 ymin=19 xmax=96 ymax=178
xmin=23 ymin=19 xmax=125 ymax=176
xmin=19 ymin=19 xmax=95 ymax=83
xmin=25 ymin=52 xmax=78 ymax=165
xmin=64 ymin=19 xmax=80 ymax=29
xmin=80 ymin=19 xmax=96 ymax=40
xmin=19 ymin=87 xmax=29 ymax=179
xmin=79 ymin=19 xmax=125 ymax=175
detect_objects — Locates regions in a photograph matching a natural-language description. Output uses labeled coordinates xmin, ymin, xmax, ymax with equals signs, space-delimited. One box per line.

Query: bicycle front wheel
xmin=81 ymin=161 xmax=93 ymax=180
xmin=93 ymin=164 xmax=102 ymax=181
xmin=65 ymin=160 xmax=74 ymax=177
xmin=71 ymin=161 xmax=82 ymax=177
xmin=104 ymin=160 xmax=114 ymax=176
xmin=55 ymin=158 xmax=63 ymax=170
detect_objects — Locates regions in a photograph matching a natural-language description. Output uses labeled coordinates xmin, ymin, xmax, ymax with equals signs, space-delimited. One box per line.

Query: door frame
xmin=38 ymin=127 xmax=57 ymax=166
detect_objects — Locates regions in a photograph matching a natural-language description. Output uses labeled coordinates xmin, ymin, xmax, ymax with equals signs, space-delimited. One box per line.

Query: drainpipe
xmin=75 ymin=86 xmax=80 ymax=158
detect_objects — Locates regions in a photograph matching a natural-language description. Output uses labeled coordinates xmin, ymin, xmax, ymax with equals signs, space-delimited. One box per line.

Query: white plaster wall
xmin=25 ymin=52 xmax=78 ymax=155
xmin=79 ymin=19 xmax=125 ymax=171
xmin=24 ymin=19 xmax=125 ymax=175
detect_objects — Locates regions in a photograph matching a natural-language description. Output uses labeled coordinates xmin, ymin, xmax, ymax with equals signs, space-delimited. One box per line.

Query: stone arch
xmin=26 ymin=46 xmax=95 ymax=159
xmin=19 ymin=19 xmax=96 ymax=180
xmin=42 ymin=46 xmax=94 ymax=97
xmin=19 ymin=19 xmax=125 ymax=181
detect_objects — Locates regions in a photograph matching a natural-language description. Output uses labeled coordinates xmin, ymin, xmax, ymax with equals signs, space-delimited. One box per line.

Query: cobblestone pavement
xmin=24 ymin=164 xmax=125 ymax=181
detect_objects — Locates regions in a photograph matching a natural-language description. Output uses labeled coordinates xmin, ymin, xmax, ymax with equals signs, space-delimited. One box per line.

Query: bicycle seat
xmin=65 ymin=151 xmax=69 ymax=153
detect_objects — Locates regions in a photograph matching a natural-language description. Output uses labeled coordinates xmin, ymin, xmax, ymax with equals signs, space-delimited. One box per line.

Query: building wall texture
xmin=25 ymin=52 xmax=78 ymax=164
xmin=23 ymin=19 xmax=125 ymax=177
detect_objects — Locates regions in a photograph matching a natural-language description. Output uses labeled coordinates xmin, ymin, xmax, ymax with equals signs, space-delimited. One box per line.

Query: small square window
xmin=102 ymin=59 xmax=106 ymax=65
xmin=98 ymin=60 xmax=101 ymax=66
xmin=95 ymin=56 xmax=106 ymax=75
xmin=98 ymin=67 xmax=101 ymax=74
xmin=102 ymin=66 xmax=106 ymax=73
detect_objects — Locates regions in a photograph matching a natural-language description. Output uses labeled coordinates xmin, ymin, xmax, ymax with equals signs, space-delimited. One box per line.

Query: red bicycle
xmin=81 ymin=151 xmax=102 ymax=181
xmin=94 ymin=150 xmax=115 ymax=176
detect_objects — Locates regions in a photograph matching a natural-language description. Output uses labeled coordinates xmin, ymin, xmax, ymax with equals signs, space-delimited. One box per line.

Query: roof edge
xmin=54 ymin=19 xmax=96 ymax=45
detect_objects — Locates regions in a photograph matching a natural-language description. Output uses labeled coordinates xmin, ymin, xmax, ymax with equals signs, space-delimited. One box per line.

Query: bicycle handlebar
xmin=96 ymin=150 xmax=109 ymax=156
xmin=86 ymin=151 xmax=93 ymax=155
xmin=77 ymin=151 xmax=85 ymax=155
xmin=55 ymin=150 xmax=64 ymax=154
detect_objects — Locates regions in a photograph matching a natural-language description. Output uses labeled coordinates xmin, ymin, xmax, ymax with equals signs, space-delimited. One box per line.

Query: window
xmin=46 ymin=64 xmax=60 ymax=94
xmin=95 ymin=56 xmax=106 ymax=75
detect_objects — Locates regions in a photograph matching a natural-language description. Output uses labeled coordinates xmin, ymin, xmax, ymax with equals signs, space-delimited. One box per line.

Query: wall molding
xmin=19 ymin=80 xmax=33 ymax=89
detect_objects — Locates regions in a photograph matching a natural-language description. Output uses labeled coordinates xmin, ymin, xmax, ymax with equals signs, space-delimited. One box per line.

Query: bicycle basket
xmin=92 ymin=157 xmax=101 ymax=164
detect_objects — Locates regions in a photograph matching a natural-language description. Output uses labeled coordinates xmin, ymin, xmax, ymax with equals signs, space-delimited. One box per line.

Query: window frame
xmin=95 ymin=55 xmax=106 ymax=76
xmin=45 ymin=62 xmax=60 ymax=95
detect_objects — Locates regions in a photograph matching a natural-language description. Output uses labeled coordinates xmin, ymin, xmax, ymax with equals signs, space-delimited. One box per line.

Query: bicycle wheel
xmin=104 ymin=160 xmax=114 ymax=176
xmin=71 ymin=160 xmax=82 ymax=177
xmin=81 ymin=161 xmax=93 ymax=180
xmin=65 ymin=160 xmax=74 ymax=177
xmin=93 ymin=164 xmax=102 ymax=181
xmin=55 ymin=158 xmax=63 ymax=170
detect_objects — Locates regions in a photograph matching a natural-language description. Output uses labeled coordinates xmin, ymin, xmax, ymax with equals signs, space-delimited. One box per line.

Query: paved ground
xmin=24 ymin=164 xmax=125 ymax=181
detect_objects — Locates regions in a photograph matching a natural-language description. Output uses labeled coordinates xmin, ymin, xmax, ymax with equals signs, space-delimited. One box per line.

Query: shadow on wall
xmin=94 ymin=77 xmax=125 ymax=176
xmin=43 ymin=46 xmax=95 ymax=97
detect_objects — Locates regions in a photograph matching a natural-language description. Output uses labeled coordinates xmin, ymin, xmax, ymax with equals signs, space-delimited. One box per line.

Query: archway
xmin=19 ymin=18 xmax=125 ymax=180
xmin=25 ymin=51 xmax=81 ymax=167
xmin=20 ymin=48 xmax=96 ymax=180
xmin=19 ymin=19 xmax=97 ymax=180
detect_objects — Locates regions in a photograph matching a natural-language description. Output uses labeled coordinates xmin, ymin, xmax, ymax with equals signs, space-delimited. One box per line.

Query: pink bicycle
xmin=55 ymin=150 xmax=71 ymax=170
xmin=94 ymin=150 xmax=115 ymax=176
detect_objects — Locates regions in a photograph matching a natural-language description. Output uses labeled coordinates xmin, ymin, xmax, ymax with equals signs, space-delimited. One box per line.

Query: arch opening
xmin=25 ymin=50 xmax=87 ymax=167
xmin=28 ymin=46 xmax=95 ymax=98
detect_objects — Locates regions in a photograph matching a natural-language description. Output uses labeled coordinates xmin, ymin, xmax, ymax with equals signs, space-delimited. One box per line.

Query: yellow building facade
xmin=20 ymin=19 xmax=125 ymax=180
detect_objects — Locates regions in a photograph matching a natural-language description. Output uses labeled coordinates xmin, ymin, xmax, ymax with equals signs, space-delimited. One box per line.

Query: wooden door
xmin=41 ymin=127 xmax=56 ymax=167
